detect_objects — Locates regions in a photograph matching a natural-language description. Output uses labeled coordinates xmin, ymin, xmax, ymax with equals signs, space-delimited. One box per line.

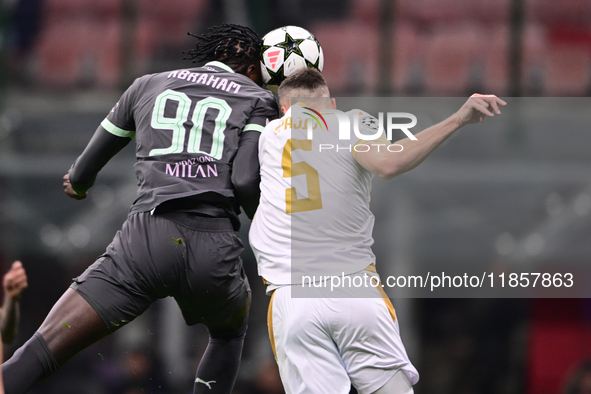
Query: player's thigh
xmin=169 ymin=215 xmax=250 ymax=328
xmin=268 ymin=286 xmax=351 ymax=394
xmin=334 ymin=296 xmax=418 ymax=394
xmin=38 ymin=288 xmax=110 ymax=364
xmin=70 ymin=214 xmax=167 ymax=332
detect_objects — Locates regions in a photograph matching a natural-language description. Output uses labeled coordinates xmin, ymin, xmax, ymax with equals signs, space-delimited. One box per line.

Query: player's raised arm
xmin=64 ymin=125 xmax=132 ymax=199
xmin=354 ymin=94 xmax=507 ymax=180
xmin=0 ymin=261 xmax=28 ymax=344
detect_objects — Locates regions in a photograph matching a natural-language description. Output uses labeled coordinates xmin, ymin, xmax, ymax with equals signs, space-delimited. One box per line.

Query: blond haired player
xmin=250 ymin=68 xmax=506 ymax=394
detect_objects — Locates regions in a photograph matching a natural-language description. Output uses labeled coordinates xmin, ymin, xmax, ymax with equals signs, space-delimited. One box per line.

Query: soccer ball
xmin=260 ymin=26 xmax=324 ymax=88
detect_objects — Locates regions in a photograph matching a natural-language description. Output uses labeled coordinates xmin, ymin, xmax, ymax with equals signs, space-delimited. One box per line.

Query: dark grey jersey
xmin=100 ymin=61 xmax=278 ymax=216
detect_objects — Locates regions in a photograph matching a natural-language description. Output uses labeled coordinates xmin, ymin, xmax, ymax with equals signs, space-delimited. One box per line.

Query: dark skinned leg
xmin=37 ymin=288 xmax=110 ymax=365
xmin=193 ymin=292 xmax=252 ymax=394
xmin=2 ymin=289 xmax=110 ymax=393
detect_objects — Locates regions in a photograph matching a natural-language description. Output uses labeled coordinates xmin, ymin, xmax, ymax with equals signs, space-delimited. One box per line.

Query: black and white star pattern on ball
xmin=273 ymin=31 xmax=306 ymax=59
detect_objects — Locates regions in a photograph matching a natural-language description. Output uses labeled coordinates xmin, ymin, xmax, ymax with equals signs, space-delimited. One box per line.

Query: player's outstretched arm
xmin=0 ymin=261 xmax=28 ymax=344
xmin=355 ymin=94 xmax=507 ymax=179
xmin=64 ymin=125 xmax=132 ymax=199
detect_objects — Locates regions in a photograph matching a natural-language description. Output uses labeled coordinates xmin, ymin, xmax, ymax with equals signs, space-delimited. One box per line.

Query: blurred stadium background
xmin=1 ymin=0 xmax=591 ymax=393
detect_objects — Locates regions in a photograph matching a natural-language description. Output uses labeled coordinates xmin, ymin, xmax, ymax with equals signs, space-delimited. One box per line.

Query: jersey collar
xmin=284 ymin=102 xmax=305 ymax=116
xmin=204 ymin=61 xmax=234 ymax=73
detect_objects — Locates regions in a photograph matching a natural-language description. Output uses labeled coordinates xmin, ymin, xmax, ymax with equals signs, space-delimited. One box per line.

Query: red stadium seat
xmin=88 ymin=0 xmax=121 ymax=21
xmin=87 ymin=20 xmax=122 ymax=87
xmin=349 ymin=0 xmax=380 ymax=25
xmin=391 ymin=23 xmax=425 ymax=93
xmin=351 ymin=0 xmax=509 ymax=34
xmin=37 ymin=0 xmax=209 ymax=86
xmin=34 ymin=19 xmax=86 ymax=87
xmin=311 ymin=21 xmax=379 ymax=94
xmin=422 ymin=25 xmax=479 ymax=95
xmin=544 ymin=44 xmax=591 ymax=96
xmin=35 ymin=0 xmax=124 ymax=88
xmin=527 ymin=0 xmax=591 ymax=26
xmin=478 ymin=24 xmax=509 ymax=95
xmin=399 ymin=0 xmax=476 ymax=24
xmin=134 ymin=18 xmax=158 ymax=74
xmin=474 ymin=0 xmax=510 ymax=24
xmin=521 ymin=24 xmax=548 ymax=95
xmin=477 ymin=24 xmax=555 ymax=96
xmin=527 ymin=299 xmax=591 ymax=394
xmin=134 ymin=0 xmax=209 ymax=72
xmin=136 ymin=0 xmax=209 ymax=44
xmin=474 ymin=23 xmax=549 ymax=95
xmin=43 ymin=0 xmax=89 ymax=20
xmin=44 ymin=0 xmax=121 ymax=22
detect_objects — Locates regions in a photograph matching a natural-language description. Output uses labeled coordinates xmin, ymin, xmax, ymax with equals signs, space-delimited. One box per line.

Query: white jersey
xmin=250 ymin=105 xmax=382 ymax=287
xmin=253 ymin=104 xmax=420 ymax=393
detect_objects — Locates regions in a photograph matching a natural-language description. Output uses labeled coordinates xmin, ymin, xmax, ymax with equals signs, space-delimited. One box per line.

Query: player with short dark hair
xmin=251 ymin=68 xmax=506 ymax=394
xmin=277 ymin=67 xmax=328 ymax=101
xmin=2 ymin=24 xmax=278 ymax=394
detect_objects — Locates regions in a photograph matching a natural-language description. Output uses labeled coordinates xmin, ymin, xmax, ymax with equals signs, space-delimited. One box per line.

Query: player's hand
xmin=3 ymin=261 xmax=28 ymax=300
xmin=455 ymin=94 xmax=507 ymax=128
xmin=63 ymin=171 xmax=87 ymax=200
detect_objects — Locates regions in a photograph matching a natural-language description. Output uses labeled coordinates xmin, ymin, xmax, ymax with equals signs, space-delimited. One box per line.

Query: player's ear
xmin=281 ymin=105 xmax=289 ymax=115
xmin=246 ymin=63 xmax=263 ymax=86
xmin=331 ymin=98 xmax=336 ymax=109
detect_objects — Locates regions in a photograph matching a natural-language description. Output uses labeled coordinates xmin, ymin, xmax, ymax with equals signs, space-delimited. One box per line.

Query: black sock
xmin=2 ymin=332 xmax=60 ymax=394
xmin=193 ymin=334 xmax=246 ymax=394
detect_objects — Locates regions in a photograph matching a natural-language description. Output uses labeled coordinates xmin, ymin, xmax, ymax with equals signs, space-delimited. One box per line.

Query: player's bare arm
xmin=355 ymin=94 xmax=507 ymax=180
xmin=0 ymin=261 xmax=28 ymax=344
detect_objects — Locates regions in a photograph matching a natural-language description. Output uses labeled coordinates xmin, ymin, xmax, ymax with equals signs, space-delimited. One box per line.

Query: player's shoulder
xmin=346 ymin=108 xmax=381 ymax=137
xmin=345 ymin=108 xmax=374 ymax=121
xmin=135 ymin=64 xmax=273 ymax=95
xmin=125 ymin=73 xmax=155 ymax=90
xmin=198 ymin=61 xmax=271 ymax=95
xmin=256 ymin=86 xmax=278 ymax=103
xmin=123 ymin=71 xmax=171 ymax=95
xmin=236 ymin=78 xmax=277 ymax=106
xmin=261 ymin=109 xmax=289 ymax=135
xmin=267 ymin=116 xmax=284 ymax=128
xmin=243 ymin=84 xmax=277 ymax=110
xmin=262 ymin=116 xmax=284 ymax=134
xmin=251 ymin=88 xmax=279 ymax=120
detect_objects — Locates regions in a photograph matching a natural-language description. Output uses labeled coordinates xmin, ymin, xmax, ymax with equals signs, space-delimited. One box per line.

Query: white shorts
xmin=267 ymin=277 xmax=419 ymax=394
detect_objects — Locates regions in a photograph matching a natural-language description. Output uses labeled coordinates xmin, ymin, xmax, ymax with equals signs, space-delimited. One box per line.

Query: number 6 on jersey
xmin=281 ymin=138 xmax=323 ymax=213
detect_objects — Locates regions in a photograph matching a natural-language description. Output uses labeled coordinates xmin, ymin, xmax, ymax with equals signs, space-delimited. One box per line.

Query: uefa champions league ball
xmin=260 ymin=25 xmax=324 ymax=89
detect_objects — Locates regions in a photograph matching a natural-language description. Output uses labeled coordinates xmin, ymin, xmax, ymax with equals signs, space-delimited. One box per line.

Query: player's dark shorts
xmin=70 ymin=211 xmax=250 ymax=332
